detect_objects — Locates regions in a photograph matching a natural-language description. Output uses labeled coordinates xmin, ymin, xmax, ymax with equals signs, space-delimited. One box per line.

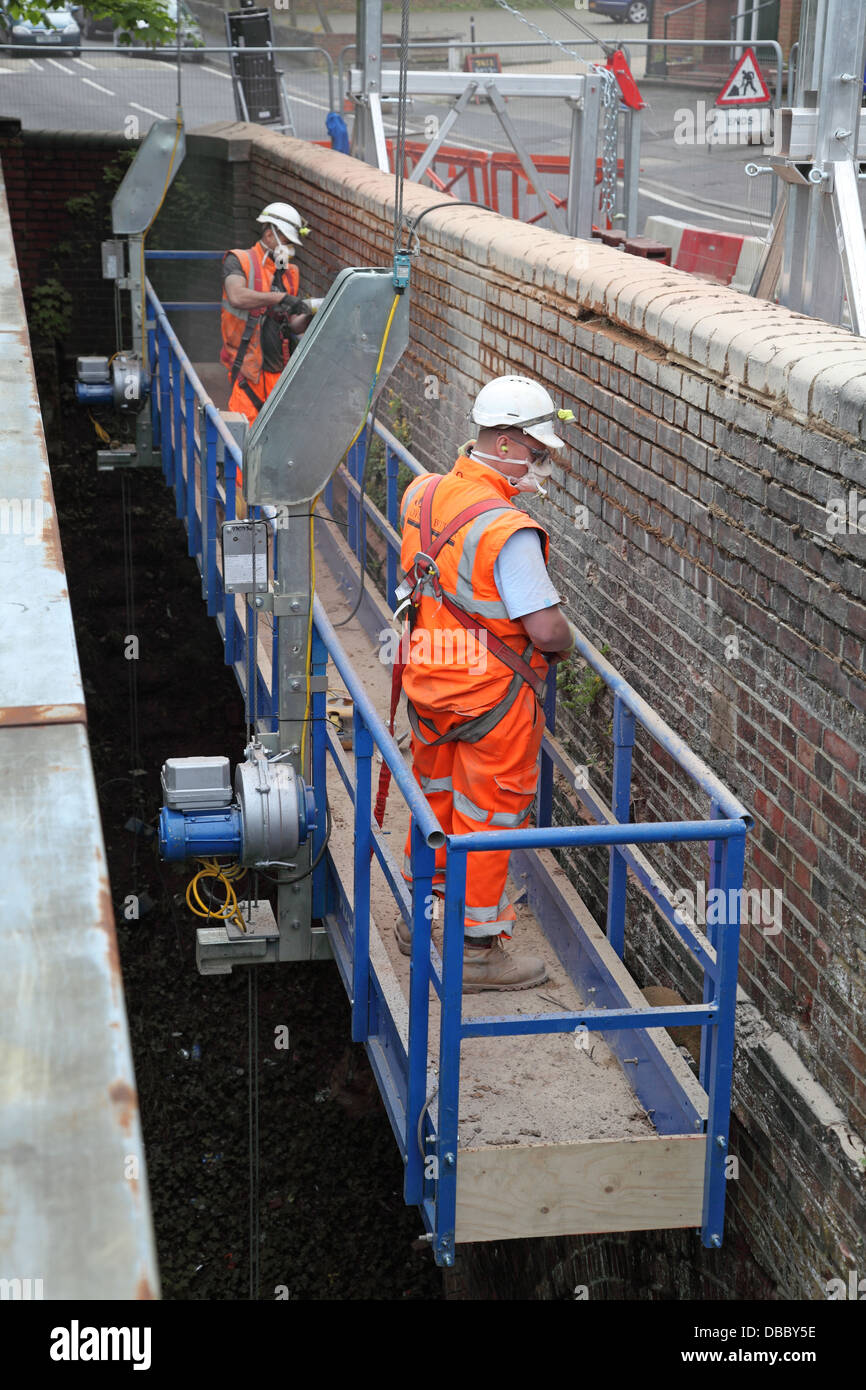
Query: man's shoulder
xmin=222 ymin=249 xmax=248 ymax=278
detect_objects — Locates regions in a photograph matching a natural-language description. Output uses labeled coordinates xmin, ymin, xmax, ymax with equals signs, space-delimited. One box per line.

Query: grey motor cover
xmin=235 ymin=749 xmax=305 ymax=866
xmin=243 ymin=267 xmax=410 ymax=506
xmin=112 ymin=118 xmax=186 ymax=236
xmin=161 ymin=756 xmax=232 ymax=811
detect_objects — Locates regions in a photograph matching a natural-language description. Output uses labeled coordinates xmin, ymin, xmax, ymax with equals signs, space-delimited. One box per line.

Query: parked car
xmin=72 ymin=0 xmax=203 ymax=56
xmin=0 ymin=4 xmax=81 ymax=55
xmin=588 ymin=0 xmax=651 ymax=23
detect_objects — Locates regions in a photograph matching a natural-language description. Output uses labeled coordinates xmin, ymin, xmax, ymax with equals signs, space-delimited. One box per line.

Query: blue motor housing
xmin=158 ymin=750 xmax=317 ymax=866
xmin=75 ymin=382 xmax=115 ymax=405
xmin=159 ymin=805 xmax=243 ymax=862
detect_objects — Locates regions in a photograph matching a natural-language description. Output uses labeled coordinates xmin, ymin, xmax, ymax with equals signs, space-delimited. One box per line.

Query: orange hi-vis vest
xmin=399 ymin=453 xmax=551 ymax=717
xmin=220 ymin=243 xmax=299 ymax=386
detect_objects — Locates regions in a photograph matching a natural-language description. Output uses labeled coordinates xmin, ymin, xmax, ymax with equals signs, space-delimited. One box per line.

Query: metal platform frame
xmin=749 ymin=0 xmax=866 ymax=331
xmin=348 ymin=64 xmax=640 ymax=240
xmin=146 ymin=266 xmax=751 ymax=1266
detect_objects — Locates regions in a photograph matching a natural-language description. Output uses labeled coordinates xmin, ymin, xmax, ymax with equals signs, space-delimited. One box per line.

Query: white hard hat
xmin=471 ymin=374 xmax=566 ymax=450
xmin=256 ymin=201 xmax=310 ymax=247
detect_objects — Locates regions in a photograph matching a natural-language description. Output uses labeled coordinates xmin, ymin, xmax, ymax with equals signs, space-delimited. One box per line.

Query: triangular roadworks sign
xmin=716 ymin=47 xmax=771 ymax=106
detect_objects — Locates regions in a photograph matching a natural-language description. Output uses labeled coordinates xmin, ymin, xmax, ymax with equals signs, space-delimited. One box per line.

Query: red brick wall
xmin=0 ymin=127 xmax=131 ymax=347
xmin=233 ymin=128 xmax=866 ymax=1299
xmin=6 ymin=121 xmax=864 ymax=1302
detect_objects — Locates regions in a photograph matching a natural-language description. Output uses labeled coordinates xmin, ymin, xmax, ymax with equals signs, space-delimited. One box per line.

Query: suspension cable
xmin=393 ymin=0 xmax=412 ymax=262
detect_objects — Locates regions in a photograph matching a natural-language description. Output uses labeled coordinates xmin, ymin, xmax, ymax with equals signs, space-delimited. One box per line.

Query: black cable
xmin=406 ymin=198 xmax=488 ymax=240
xmin=334 ymin=395 xmax=382 ymax=628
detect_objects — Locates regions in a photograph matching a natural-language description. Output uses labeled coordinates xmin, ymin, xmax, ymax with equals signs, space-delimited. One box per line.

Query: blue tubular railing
xmin=146 ymin=267 xmax=750 ymax=1267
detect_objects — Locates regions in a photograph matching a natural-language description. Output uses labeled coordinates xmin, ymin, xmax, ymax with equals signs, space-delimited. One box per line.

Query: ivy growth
xmin=29 ymin=278 xmax=73 ymax=343
xmin=556 ymin=643 xmax=612 ymax=717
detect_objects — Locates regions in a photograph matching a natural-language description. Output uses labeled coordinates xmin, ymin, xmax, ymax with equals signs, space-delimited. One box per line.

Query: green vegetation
xmin=361 ymin=394 xmax=415 ymax=587
xmin=556 ymin=642 xmax=612 ymax=717
xmin=29 ymin=278 xmax=73 ymax=344
xmin=7 ymin=0 xmax=181 ymax=44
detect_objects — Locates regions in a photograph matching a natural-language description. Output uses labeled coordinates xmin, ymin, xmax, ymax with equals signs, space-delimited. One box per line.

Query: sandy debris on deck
xmin=319 ymin=560 xmax=656 ymax=1150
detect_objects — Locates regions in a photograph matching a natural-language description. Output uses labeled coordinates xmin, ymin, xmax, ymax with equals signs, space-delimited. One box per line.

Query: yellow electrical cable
xmin=89 ymin=412 xmax=111 ymax=444
xmin=185 ymin=857 xmax=248 ymax=931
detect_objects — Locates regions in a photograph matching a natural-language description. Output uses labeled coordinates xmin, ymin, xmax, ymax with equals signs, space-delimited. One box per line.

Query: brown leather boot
xmin=462 ymin=936 xmax=547 ymax=993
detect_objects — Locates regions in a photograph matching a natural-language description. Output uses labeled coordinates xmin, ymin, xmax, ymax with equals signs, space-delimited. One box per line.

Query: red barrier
xmin=402 ymin=139 xmax=492 ymax=207
xmin=675 ymin=228 xmax=744 ymax=285
xmin=489 ymin=152 xmax=626 ymax=226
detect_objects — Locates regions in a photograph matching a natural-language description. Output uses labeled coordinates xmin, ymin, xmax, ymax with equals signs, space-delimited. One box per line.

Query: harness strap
xmin=229 ymin=316 xmax=264 ymax=391
xmin=238 ymin=378 xmax=265 ymax=410
xmin=415 ymin=475 xmax=547 ymax=704
xmin=227 ymin=248 xmax=267 ymax=390
xmin=406 ymin=662 xmax=527 ymax=747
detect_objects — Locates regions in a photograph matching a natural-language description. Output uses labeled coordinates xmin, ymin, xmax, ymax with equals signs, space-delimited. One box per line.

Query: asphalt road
xmin=0 ymin=38 xmax=774 ymax=237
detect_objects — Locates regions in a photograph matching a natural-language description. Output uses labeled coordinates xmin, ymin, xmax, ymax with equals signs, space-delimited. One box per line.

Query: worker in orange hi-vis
xmin=394 ymin=375 xmax=578 ymax=993
xmin=220 ymin=202 xmax=317 ymax=428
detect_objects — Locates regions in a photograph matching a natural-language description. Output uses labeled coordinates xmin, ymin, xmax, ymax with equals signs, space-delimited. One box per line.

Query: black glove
xmin=268 ymin=292 xmax=312 ymax=318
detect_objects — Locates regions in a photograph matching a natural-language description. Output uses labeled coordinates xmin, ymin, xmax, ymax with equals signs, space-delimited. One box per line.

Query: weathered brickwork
xmin=230 ymin=127 xmax=866 ymax=1298
xmin=6 ymin=121 xmax=863 ymax=1301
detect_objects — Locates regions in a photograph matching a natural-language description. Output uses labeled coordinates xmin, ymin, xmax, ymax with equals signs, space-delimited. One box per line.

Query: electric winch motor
xmin=74 ymin=352 xmax=149 ymax=414
xmin=159 ymin=744 xmax=316 ymax=866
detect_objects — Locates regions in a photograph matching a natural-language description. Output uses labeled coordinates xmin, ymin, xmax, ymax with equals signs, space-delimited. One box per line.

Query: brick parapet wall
xmin=221 ymin=125 xmax=866 ymax=1297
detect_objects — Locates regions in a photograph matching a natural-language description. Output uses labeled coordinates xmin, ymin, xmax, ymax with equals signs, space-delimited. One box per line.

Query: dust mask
xmin=469 ymin=447 xmax=553 ymax=497
xmin=273 ymin=242 xmax=293 ymax=270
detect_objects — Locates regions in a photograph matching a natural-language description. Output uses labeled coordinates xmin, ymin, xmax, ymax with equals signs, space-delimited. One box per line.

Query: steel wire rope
xmin=491 ymin=0 xmax=621 ymax=226
xmin=334 ymin=0 xmax=411 ymax=634
xmin=248 ymin=966 xmax=260 ymax=1301
xmin=120 ymin=472 xmax=144 ymax=893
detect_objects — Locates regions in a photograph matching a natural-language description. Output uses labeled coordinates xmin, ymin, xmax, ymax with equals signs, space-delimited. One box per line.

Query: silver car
xmin=0 ymin=4 xmax=81 ymax=55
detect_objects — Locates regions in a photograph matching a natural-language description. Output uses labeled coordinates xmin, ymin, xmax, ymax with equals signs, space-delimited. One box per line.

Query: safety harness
xmin=375 ymin=475 xmax=547 ymax=825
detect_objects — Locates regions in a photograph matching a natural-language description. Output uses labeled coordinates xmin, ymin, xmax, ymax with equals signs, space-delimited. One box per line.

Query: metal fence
xmin=1 ymin=34 xmax=785 ymax=246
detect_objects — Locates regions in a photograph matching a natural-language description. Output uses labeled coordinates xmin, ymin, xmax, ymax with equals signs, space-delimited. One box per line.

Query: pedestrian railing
xmin=147 ymin=265 xmax=751 ymax=1266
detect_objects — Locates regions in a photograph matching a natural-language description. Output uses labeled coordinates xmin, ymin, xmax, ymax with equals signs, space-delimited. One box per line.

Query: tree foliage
xmin=7 ymin=0 xmax=182 ymax=45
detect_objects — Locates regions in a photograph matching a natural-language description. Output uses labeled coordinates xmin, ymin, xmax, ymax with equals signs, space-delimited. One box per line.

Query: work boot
xmin=393 ymin=912 xmax=444 ymax=957
xmin=462 ymin=936 xmax=547 ymax=993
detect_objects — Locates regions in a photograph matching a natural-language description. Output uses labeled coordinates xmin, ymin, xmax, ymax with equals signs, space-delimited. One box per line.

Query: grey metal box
xmin=101 ymin=239 xmax=123 ymax=281
xmin=161 ymin=756 xmax=232 ymax=811
xmin=221 ymin=519 xmax=269 ymax=594
xmin=77 ymin=356 xmax=110 ymax=384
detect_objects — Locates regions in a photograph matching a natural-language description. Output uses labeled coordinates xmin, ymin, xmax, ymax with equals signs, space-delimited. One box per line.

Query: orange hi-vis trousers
xmin=402 ymin=684 xmax=545 ymax=939
xmin=228 ymin=369 xmax=282 ymax=427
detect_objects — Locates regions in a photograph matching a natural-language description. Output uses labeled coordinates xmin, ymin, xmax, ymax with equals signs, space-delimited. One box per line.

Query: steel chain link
xmin=597 ymin=67 xmax=619 ymax=226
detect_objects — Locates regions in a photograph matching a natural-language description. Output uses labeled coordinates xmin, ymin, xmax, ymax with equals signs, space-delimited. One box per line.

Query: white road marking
xmin=129 ymin=100 xmax=167 ymax=119
xmin=46 ymin=57 xmax=75 ymax=75
xmin=82 ymin=77 xmax=115 ymax=95
xmin=279 ymin=88 xmax=331 ymax=113
xmin=74 ymin=56 xmax=97 ymax=70
xmin=28 ymin=58 xmax=44 ymax=70
xmin=202 ymin=63 xmax=231 ymax=80
xmin=639 ymin=180 xmax=770 ymax=230
xmin=0 ymin=65 xmax=17 ymax=73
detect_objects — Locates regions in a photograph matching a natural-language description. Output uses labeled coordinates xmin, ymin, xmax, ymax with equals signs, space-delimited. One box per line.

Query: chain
xmin=492 ymin=0 xmax=592 ymax=68
xmin=493 ymin=1 xmax=620 ymax=225
xmin=598 ymin=67 xmax=619 ymax=226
